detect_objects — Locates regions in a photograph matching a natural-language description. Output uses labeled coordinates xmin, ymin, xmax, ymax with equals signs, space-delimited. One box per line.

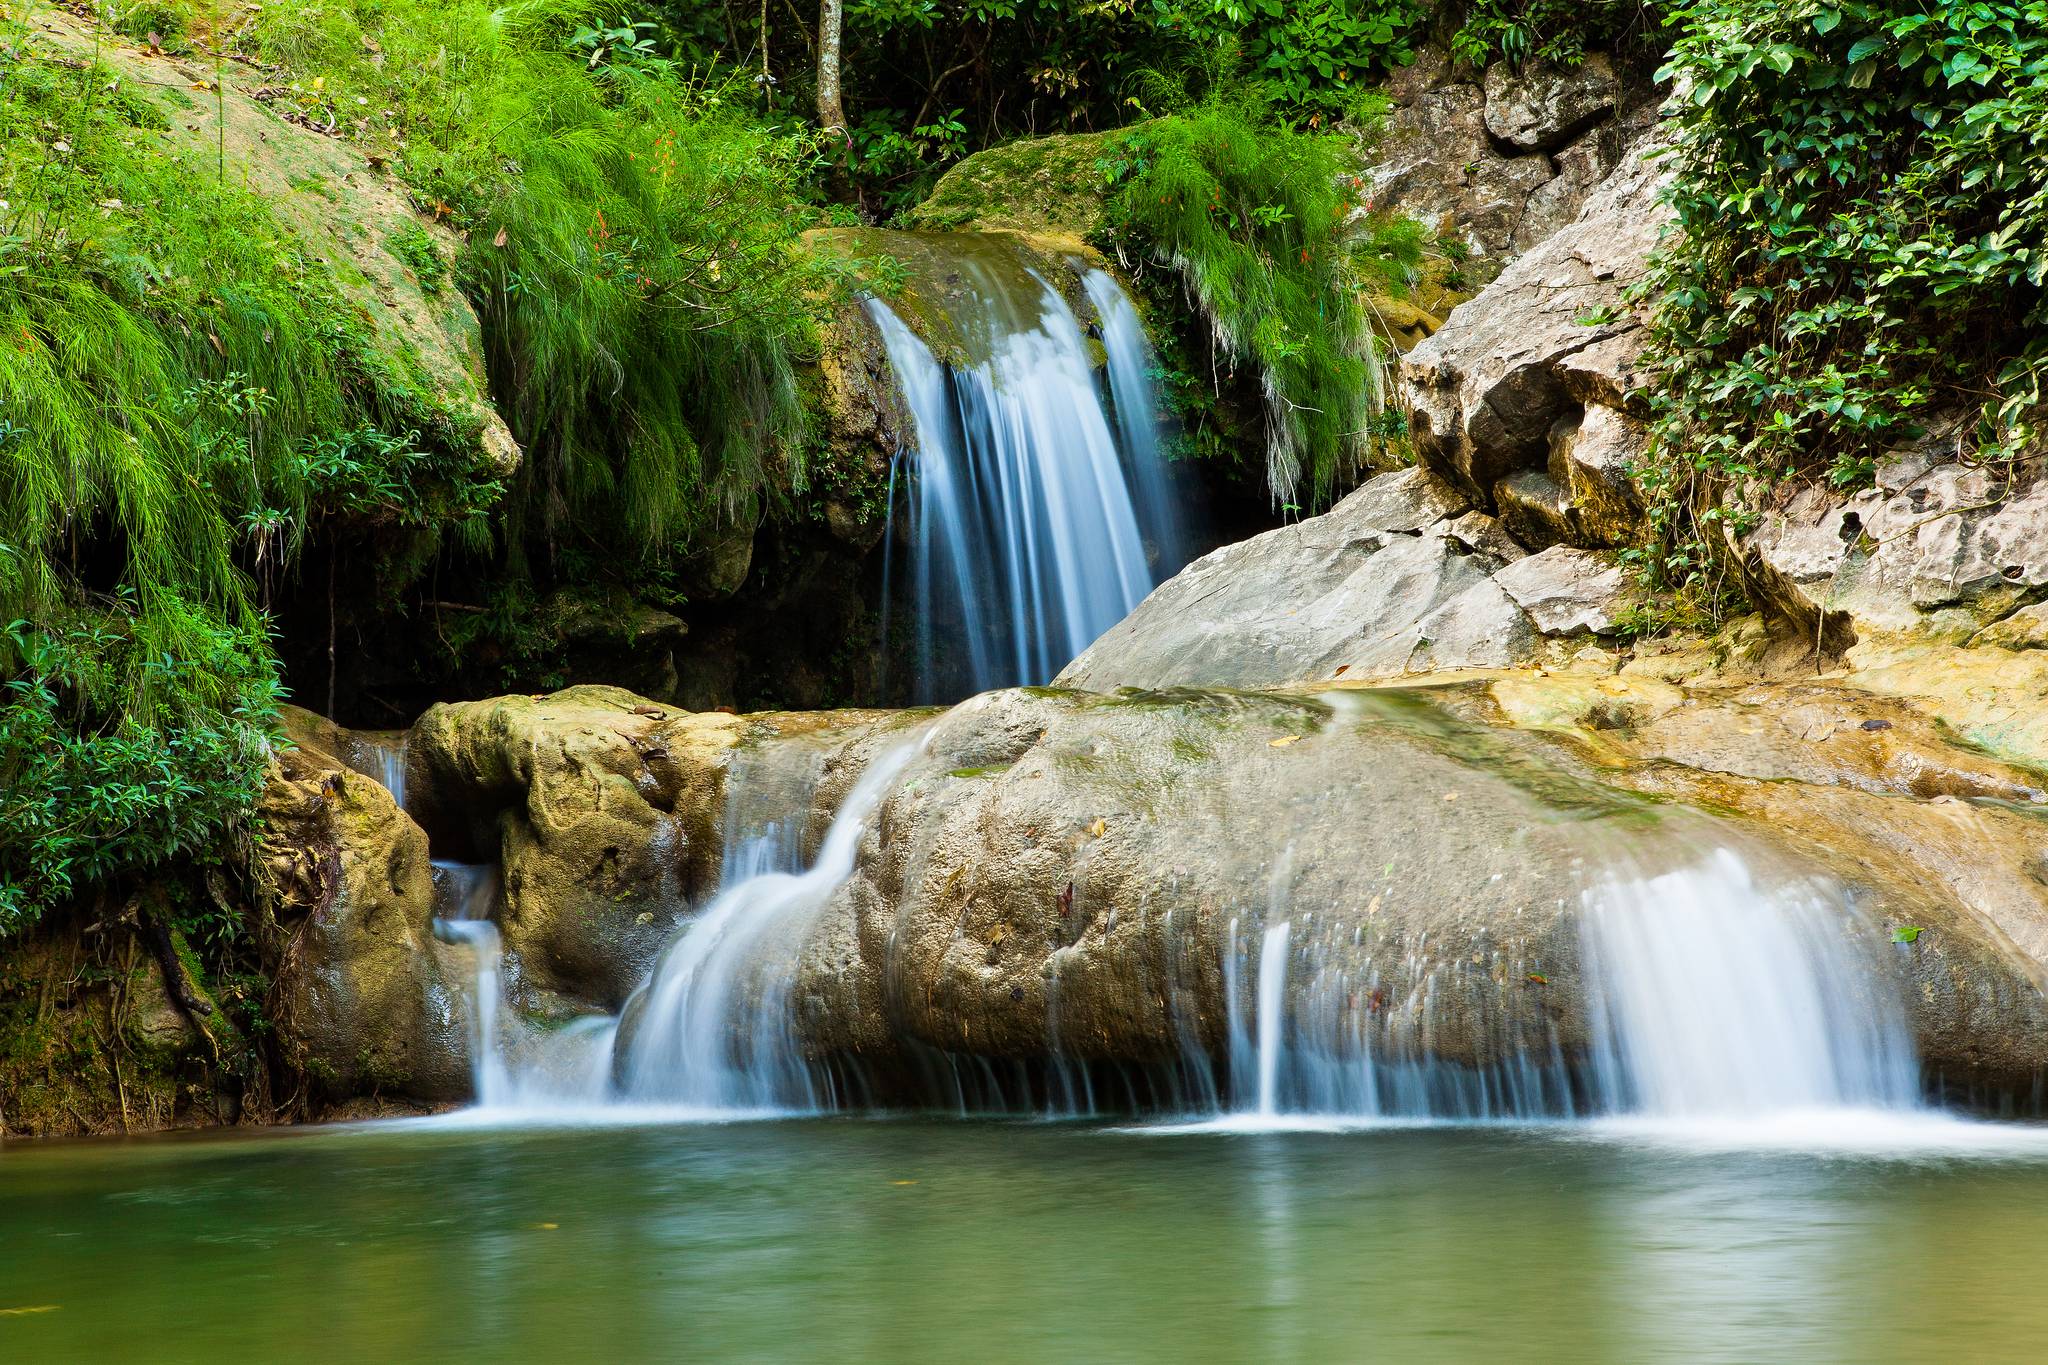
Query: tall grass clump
xmin=1095 ymin=91 xmax=1423 ymax=507
xmin=0 ymin=26 xmax=490 ymax=929
xmin=170 ymin=0 xmax=832 ymax=573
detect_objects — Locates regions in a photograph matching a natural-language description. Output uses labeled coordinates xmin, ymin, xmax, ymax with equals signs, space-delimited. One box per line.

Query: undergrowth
xmin=1636 ymin=0 xmax=2047 ymax=618
xmin=1094 ymin=90 xmax=1423 ymax=507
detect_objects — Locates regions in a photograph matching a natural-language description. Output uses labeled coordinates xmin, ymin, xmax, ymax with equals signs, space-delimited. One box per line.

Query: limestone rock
xmin=1483 ymin=56 xmax=1622 ymax=152
xmin=1551 ymin=403 xmax=1649 ymax=546
xmin=1733 ymin=440 xmax=2048 ymax=646
xmin=787 ymin=683 xmax=2048 ymax=1099
xmin=1494 ymin=546 xmax=1634 ymax=635
xmin=258 ymin=739 xmax=469 ymax=1101
xmin=1402 ymin=136 xmax=1673 ymax=505
xmin=1055 ymin=469 xmax=1530 ymax=690
xmin=406 ymin=687 xmax=894 ymax=1007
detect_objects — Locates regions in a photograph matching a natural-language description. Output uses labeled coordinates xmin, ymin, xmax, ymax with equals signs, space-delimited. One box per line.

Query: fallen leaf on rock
xmin=1526 ymin=973 xmax=1549 ymax=986
xmin=1087 ymin=817 xmax=1106 ymax=838
xmin=1269 ymin=735 xmax=1301 ymax=748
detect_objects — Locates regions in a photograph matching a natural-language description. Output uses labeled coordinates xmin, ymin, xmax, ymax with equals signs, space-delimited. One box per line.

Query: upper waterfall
xmin=859 ymin=233 xmax=1189 ymax=699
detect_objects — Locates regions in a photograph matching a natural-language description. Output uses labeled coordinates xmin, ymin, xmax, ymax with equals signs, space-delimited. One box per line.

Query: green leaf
xmin=1892 ymin=925 xmax=1924 ymax=944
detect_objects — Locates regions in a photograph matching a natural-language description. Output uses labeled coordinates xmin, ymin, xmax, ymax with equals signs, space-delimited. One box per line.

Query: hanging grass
xmin=1096 ymin=90 xmax=1423 ymax=507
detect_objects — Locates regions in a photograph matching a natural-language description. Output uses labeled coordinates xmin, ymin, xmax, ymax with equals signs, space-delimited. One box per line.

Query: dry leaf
xmin=1269 ymin=735 xmax=1301 ymax=748
xmin=1087 ymin=817 xmax=1106 ymax=838
xmin=1442 ymin=792 xmax=1459 ymax=802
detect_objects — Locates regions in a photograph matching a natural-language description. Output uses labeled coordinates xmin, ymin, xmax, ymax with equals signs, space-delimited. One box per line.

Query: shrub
xmin=1637 ymin=0 xmax=2048 ymax=611
xmin=1096 ymin=92 xmax=1424 ymax=506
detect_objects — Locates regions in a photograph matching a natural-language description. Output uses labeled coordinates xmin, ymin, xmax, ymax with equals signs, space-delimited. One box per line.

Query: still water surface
xmin=5 ymin=1115 xmax=2048 ymax=1362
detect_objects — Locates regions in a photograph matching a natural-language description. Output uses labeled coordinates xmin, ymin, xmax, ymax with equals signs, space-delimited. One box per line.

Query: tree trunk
xmin=817 ymin=0 xmax=845 ymax=135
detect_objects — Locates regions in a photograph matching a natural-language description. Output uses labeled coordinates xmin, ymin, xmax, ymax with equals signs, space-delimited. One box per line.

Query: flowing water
xmin=614 ymin=742 xmax=923 ymax=1109
xmin=866 ymin=248 xmax=1186 ymax=698
xmin=9 ymin=1117 xmax=2048 ymax=1362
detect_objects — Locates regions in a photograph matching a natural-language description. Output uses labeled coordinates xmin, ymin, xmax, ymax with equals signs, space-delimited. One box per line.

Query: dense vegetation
xmin=1096 ymin=92 xmax=1423 ymax=503
xmin=1638 ymin=0 xmax=2047 ymax=615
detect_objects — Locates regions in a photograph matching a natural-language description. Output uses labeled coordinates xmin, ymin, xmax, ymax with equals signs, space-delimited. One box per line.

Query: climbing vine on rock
xmin=1637 ymin=0 xmax=2048 ymax=610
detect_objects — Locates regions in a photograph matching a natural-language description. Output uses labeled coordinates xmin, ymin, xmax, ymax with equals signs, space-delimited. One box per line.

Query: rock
xmin=786 ymin=683 xmax=2048 ymax=1099
xmin=1733 ymin=436 xmax=2048 ymax=648
xmin=1493 ymin=469 xmax=1576 ymax=549
xmin=1975 ymin=601 xmax=2048 ymax=650
xmin=1494 ymin=546 xmax=1635 ymax=635
xmin=1550 ymin=403 xmax=1649 ymax=546
xmin=1483 ymin=56 xmax=1621 ymax=152
xmin=1055 ymin=469 xmax=1527 ymax=690
xmin=1402 ymin=136 xmax=1673 ymax=505
xmin=406 ymin=687 xmax=895 ymax=1007
xmin=257 ymin=738 xmax=469 ymax=1101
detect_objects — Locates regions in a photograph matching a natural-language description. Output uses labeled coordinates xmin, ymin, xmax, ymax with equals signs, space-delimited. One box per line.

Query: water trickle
xmin=349 ymin=732 xmax=408 ymax=809
xmin=866 ymin=260 xmax=1186 ymax=698
xmin=616 ymin=740 xmax=924 ymax=1110
xmin=431 ymin=862 xmax=512 ymax=1105
xmin=1254 ymin=920 xmax=1292 ymax=1117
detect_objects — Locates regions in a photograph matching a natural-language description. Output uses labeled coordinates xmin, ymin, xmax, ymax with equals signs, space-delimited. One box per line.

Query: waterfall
xmin=866 ymin=262 xmax=1186 ymax=698
xmin=349 ymin=732 xmax=407 ymax=808
xmin=432 ymin=862 xmax=512 ymax=1106
xmin=615 ymin=740 xmax=923 ymax=1110
xmin=1199 ymin=847 xmax=1918 ymax=1129
xmin=432 ymin=861 xmax=616 ymax=1112
xmin=1254 ymin=920 xmax=1292 ymax=1117
xmin=1580 ymin=848 xmax=1919 ymax=1117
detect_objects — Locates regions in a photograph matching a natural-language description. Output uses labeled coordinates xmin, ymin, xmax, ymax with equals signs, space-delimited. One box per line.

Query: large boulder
xmin=1401 ymin=135 xmax=1672 ymax=507
xmin=258 ymin=714 xmax=469 ymax=1101
xmin=783 ymin=683 xmax=2048 ymax=1099
xmin=406 ymin=687 xmax=895 ymax=1007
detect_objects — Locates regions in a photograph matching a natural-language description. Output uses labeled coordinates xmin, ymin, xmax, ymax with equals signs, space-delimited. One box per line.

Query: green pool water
xmin=5 ymin=1114 xmax=2048 ymax=1362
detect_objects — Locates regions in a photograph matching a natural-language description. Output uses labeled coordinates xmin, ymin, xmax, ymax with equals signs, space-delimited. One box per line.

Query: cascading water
xmin=349 ymin=732 xmax=407 ymax=808
xmin=432 ymin=861 xmax=615 ymax=1111
xmin=1205 ymin=846 xmax=1920 ymax=1128
xmin=1580 ymin=849 xmax=1919 ymax=1117
xmin=614 ymin=740 xmax=924 ymax=1111
xmin=866 ymin=248 xmax=1187 ymax=698
xmin=432 ymin=862 xmax=513 ymax=1105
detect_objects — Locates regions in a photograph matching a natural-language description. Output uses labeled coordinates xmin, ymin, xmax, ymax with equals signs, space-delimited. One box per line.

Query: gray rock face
xmin=1483 ymin=55 xmax=1622 ymax=151
xmin=1734 ymin=434 xmax=2048 ymax=645
xmin=1365 ymin=48 xmax=1648 ymax=287
xmin=1401 ymin=136 xmax=1673 ymax=505
xmin=1056 ymin=468 xmax=1545 ymax=690
xmin=1494 ymin=546 xmax=1634 ymax=635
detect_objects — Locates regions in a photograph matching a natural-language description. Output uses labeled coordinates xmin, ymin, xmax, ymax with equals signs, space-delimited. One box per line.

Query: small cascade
xmin=615 ymin=740 xmax=923 ymax=1110
xmin=866 ymin=253 xmax=1186 ymax=698
xmin=1580 ymin=848 xmax=1919 ymax=1117
xmin=432 ymin=862 xmax=513 ymax=1105
xmin=432 ymin=862 xmax=616 ymax=1111
xmin=349 ymin=732 xmax=408 ymax=808
xmin=1205 ymin=847 xmax=1920 ymax=1128
xmin=1254 ymin=919 xmax=1292 ymax=1118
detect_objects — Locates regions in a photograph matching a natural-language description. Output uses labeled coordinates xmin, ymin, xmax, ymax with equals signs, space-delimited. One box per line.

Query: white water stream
xmin=613 ymin=741 xmax=923 ymax=1110
xmin=866 ymin=263 xmax=1185 ymax=697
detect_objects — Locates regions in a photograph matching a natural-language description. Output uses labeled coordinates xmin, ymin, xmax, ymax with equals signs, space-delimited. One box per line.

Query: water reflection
xmin=5 ymin=1121 xmax=2048 ymax=1361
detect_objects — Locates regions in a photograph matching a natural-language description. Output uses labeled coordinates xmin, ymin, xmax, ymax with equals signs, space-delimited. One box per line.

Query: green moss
xmin=387 ymin=222 xmax=449 ymax=293
xmin=904 ymin=129 xmax=1124 ymax=237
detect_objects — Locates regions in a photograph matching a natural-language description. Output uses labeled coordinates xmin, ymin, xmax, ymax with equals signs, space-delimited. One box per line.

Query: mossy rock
xmin=903 ymin=128 xmax=1128 ymax=238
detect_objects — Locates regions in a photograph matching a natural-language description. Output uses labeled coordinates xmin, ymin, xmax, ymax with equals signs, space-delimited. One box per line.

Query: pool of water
xmin=6 ymin=1115 xmax=2048 ymax=1361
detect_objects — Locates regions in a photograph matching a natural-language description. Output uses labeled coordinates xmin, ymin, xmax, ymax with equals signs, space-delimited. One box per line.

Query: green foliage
xmin=1096 ymin=92 xmax=1423 ymax=504
xmin=385 ymin=223 xmax=448 ymax=294
xmin=193 ymin=0 xmax=832 ymax=568
xmin=665 ymin=0 xmax=1430 ymax=212
xmin=0 ymin=617 xmax=280 ymax=934
xmin=1450 ymin=0 xmax=1640 ymax=68
xmin=0 ymin=32 xmax=491 ymax=930
xmin=1637 ymin=0 xmax=2048 ymax=613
